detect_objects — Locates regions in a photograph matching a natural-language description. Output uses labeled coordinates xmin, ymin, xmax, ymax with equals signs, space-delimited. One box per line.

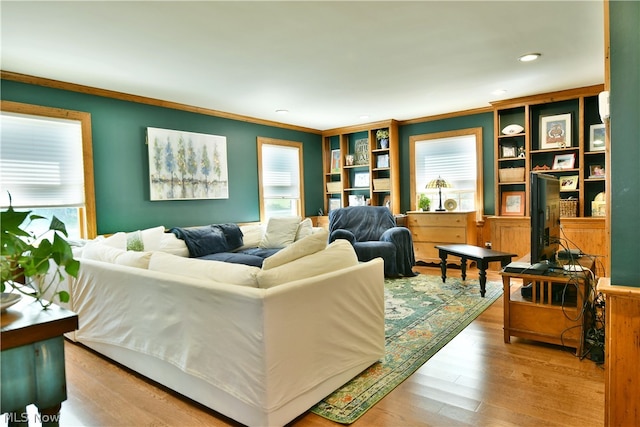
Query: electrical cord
xmin=548 ymin=233 xmax=605 ymax=361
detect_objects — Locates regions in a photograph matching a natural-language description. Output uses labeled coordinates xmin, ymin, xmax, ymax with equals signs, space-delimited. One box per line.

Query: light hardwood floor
xmin=13 ymin=266 xmax=605 ymax=426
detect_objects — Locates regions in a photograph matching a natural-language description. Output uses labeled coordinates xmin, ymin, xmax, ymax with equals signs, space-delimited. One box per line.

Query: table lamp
xmin=426 ymin=176 xmax=452 ymax=212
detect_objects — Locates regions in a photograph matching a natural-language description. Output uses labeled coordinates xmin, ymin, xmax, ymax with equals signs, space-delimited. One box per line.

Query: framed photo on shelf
xmin=540 ymin=113 xmax=572 ymax=149
xmin=353 ymin=172 xmax=369 ymax=187
xmin=589 ymin=124 xmax=606 ymax=151
xmin=589 ymin=164 xmax=605 ymax=178
xmin=500 ymin=142 xmax=517 ymax=159
xmin=330 ymin=149 xmax=341 ymax=173
xmin=560 ymin=175 xmax=579 ymax=190
xmin=348 ymin=194 xmax=366 ymax=207
xmin=501 ymin=191 xmax=526 ymax=216
xmin=376 ymin=153 xmax=390 ymax=168
xmin=328 ymin=198 xmax=341 ymax=212
xmin=383 ymin=195 xmax=391 ymax=209
xmin=354 ymin=138 xmax=369 ymax=165
xmin=552 ymin=153 xmax=576 ymax=170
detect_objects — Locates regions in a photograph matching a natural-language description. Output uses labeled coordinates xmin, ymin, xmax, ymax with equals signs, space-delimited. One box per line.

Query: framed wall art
xmin=501 ymin=191 xmax=525 ymax=216
xmin=147 ymin=127 xmax=228 ymax=200
xmin=589 ymin=124 xmax=606 ymax=151
xmin=540 ymin=113 xmax=572 ymax=149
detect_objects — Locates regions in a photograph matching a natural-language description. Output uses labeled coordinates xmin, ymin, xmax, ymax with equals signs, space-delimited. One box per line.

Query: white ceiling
xmin=1 ymin=1 xmax=604 ymax=131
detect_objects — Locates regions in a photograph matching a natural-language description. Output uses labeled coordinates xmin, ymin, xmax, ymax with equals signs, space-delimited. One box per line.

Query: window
xmin=0 ymin=101 xmax=96 ymax=239
xmin=257 ymin=137 xmax=304 ymax=222
xmin=410 ymin=128 xmax=483 ymax=216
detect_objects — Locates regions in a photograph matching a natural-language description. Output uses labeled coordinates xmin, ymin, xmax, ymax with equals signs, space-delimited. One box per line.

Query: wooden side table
xmin=1 ymin=295 xmax=78 ymax=425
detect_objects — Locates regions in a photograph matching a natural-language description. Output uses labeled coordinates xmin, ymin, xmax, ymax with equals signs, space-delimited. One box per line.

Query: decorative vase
xmin=379 ymin=138 xmax=389 ymax=149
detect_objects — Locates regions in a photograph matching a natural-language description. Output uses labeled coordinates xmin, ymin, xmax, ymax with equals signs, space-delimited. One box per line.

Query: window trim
xmin=256 ymin=136 xmax=305 ymax=223
xmin=1 ymin=100 xmax=97 ymax=238
xmin=409 ymin=127 xmax=484 ymax=219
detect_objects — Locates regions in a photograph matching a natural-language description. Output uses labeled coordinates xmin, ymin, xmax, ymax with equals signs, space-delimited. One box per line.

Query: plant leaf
xmin=57 ymin=290 xmax=70 ymax=303
xmin=49 ymin=215 xmax=69 ymax=237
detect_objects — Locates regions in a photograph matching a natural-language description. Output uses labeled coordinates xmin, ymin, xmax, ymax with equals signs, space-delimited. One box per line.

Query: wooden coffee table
xmin=435 ymin=244 xmax=517 ymax=297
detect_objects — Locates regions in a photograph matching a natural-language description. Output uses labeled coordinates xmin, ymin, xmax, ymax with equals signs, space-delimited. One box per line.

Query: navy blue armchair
xmin=328 ymin=206 xmax=416 ymax=277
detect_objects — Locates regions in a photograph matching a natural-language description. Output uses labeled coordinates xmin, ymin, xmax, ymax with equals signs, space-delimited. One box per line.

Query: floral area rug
xmin=310 ymin=273 xmax=502 ymax=424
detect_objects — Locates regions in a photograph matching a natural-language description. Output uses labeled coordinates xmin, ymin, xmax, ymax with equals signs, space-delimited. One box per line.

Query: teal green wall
xmin=0 ymin=80 xmax=323 ymax=234
xmin=610 ymin=0 xmax=640 ymax=287
xmin=398 ymin=113 xmax=496 ymax=215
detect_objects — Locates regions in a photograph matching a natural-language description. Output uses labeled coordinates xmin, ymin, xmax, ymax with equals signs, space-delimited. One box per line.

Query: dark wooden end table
xmin=435 ymin=244 xmax=517 ymax=297
xmin=1 ymin=294 xmax=78 ymax=426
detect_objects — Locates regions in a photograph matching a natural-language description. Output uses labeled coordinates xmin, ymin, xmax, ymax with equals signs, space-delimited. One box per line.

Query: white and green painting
xmin=147 ymin=127 xmax=228 ymax=200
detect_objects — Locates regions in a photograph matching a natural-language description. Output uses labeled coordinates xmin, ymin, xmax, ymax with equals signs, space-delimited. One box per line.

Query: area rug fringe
xmin=310 ymin=274 xmax=502 ymax=424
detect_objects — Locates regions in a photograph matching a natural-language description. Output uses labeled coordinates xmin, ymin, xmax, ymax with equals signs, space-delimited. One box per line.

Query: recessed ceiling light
xmin=492 ymin=89 xmax=507 ymax=96
xmin=519 ymin=53 xmax=541 ymax=62
xmin=359 ymin=115 xmax=370 ymax=120
xmin=275 ymin=109 xmax=289 ymax=114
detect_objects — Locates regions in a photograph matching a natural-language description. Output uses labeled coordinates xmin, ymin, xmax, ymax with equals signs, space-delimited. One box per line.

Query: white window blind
xmin=262 ymin=144 xmax=300 ymax=197
xmin=1 ymin=112 xmax=85 ymax=208
xmin=415 ymin=135 xmax=477 ymax=210
xmin=261 ymin=143 xmax=301 ymax=218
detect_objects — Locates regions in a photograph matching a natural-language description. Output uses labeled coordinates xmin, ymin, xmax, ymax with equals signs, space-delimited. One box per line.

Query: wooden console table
xmin=500 ymin=258 xmax=595 ymax=355
xmin=1 ymin=295 xmax=78 ymax=424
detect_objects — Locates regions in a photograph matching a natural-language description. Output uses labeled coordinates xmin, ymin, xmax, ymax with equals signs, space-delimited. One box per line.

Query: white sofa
xmin=53 ymin=223 xmax=385 ymax=427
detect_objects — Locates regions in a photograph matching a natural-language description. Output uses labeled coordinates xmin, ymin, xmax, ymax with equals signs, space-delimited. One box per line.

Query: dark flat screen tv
xmin=530 ymin=172 xmax=561 ymax=264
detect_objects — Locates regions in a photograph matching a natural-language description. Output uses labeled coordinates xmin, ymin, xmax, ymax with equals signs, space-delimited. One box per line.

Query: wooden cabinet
xmin=407 ymin=211 xmax=477 ymax=263
xmin=489 ymin=216 xmax=608 ymax=277
xmin=492 ymin=85 xmax=606 ymax=218
xmin=501 ymin=257 xmax=595 ymax=356
xmin=322 ymin=120 xmax=399 ymax=215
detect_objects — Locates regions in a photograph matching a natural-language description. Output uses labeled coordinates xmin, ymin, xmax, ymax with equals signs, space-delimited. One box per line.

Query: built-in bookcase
xmin=321 ymin=120 xmax=399 ymax=215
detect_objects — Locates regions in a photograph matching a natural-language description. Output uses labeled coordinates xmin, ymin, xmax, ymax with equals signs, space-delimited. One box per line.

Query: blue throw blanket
xmin=170 ymin=223 xmax=244 ymax=258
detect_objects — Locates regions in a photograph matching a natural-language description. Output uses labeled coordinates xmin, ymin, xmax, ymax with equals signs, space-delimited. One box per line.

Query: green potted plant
xmin=418 ymin=194 xmax=431 ymax=211
xmin=1 ymin=193 xmax=79 ymax=309
xmin=375 ymin=129 xmax=389 ymax=148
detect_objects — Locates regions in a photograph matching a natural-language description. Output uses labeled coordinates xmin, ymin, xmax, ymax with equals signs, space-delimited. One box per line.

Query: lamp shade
xmin=426 ymin=177 xmax=452 ymax=190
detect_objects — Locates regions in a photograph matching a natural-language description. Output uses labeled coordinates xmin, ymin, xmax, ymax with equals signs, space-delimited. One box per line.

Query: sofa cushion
xmin=158 ymin=232 xmax=189 ymax=257
xmin=198 ymin=252 xmax=265 ymax=268
xmin=137 ymin=226 xmax=165 ymax=251
xmin=127 ymin=230 xmax=145 ymax=251
xmin=100 ymin=226 xmax=165 ymax=252
xmin=83 ymin=243 xmax=152 ymax=269
xmin=237 ymin=224 xmax=264 ymax=250
xmin=256 ymin=239 xmax=358 ymax=289
xmin=261 ymin=229 xmax=328 ymax=270
xmin=102 ymin=232 xmax=127 ymax=249
xmin=295 ymin=217 xmax=313 ymax=241
xmin=148 ymin=251 xmax=260 ymax=287
xmin=259 ymin=216 xmax=301 ymax=249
